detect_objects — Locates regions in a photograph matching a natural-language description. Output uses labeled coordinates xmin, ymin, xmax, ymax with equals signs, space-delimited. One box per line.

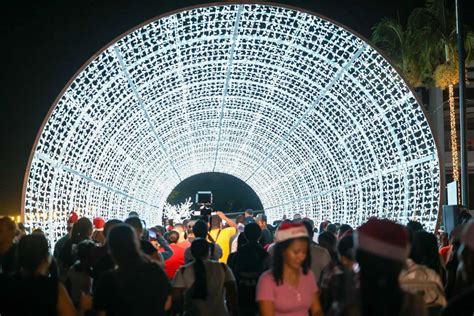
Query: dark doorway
xmin=166 ymin=172 xmax=263 ymax=213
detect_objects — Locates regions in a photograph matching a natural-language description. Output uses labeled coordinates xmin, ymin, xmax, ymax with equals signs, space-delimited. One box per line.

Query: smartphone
xmin=148 ymin=229 xmax=157 ymax=239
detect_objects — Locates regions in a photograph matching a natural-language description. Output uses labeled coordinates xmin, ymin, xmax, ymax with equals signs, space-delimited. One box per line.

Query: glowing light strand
xmin=448 ymin=84 xmax=460 ymax=200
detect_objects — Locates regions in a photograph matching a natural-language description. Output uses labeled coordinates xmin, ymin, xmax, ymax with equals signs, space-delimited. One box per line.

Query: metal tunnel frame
xmin=22 ymin=3 xmax=442 ymax=246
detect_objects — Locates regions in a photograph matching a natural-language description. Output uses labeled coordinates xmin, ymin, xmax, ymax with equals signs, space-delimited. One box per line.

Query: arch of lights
xmin=23 ymin=3 xmax=441 ymax=245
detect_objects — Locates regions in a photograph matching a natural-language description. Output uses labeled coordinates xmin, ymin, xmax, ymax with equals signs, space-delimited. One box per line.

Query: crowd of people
xmin=0 ymin=208 xmax=473 ymax=316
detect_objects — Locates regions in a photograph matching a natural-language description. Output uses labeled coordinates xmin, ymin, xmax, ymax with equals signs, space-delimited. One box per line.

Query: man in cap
xmin=244 ymin=209 xmax=255 ymax=224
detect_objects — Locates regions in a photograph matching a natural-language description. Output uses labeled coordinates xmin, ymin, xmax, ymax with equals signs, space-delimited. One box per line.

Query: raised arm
xmin=216 ymin=211 xmax=238 ymax=229
xmin=156 ymin=235 xmax=174 ymax=260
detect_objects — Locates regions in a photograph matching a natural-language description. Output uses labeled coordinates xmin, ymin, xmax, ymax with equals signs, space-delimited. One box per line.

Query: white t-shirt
xmin=173 ymin=259 xmax=235 ymax=316
xmin=309 ymin=244 xmax=331 ymax=282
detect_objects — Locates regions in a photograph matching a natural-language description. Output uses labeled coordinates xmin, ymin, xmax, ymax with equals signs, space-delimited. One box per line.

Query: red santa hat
xmin=93 ymin=217 xmax=105 ymax=231
xmin=275 ymin=221 xmax=308 ymax=242
xmin=355 ymin=218 xmax=409 ymax=262
xmin=67 ymin=211 xmax=79 ymax=225
xmin=461 ymin=220 xmax=474 ymax=251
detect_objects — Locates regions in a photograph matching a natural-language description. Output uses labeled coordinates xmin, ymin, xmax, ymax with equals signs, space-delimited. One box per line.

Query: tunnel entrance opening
xmin=166 ymin=172 xmax=263 ymax=213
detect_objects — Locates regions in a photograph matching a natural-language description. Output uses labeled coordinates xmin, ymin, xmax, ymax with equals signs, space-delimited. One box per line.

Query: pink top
xmin=256 ymin=270 xmax=318 ymax=316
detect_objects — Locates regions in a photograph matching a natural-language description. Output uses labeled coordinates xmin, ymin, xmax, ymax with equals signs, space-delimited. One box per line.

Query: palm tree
xmin=372 ymin=0 xmax=474 ymax=191
xmin=410 ymin=0 xmax=474 ymax=193
xmin=371 ymin=16 xmax=428 ymax=88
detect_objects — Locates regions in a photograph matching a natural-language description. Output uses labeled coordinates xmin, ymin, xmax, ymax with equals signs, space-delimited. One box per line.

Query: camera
xmin=195 ymin=191 xmax=213 ymax=204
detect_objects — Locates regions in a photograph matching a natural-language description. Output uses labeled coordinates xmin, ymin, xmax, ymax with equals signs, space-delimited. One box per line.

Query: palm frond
xmin=424 ymin=0 xmax=454 ymax=35
xmin=464 ymin=31 xmax=474 ymax=63
xmin=370 ymin=0 xmax=471 ymax=88
xmin=371 ymin=17 xmax=427 ymax=87
xmin=371 ymin=18 xmax=404 ymax=64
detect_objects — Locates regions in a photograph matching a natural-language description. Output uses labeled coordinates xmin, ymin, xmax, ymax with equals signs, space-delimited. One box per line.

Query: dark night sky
xmin=3 ymin=0 xmax=464 ymax=217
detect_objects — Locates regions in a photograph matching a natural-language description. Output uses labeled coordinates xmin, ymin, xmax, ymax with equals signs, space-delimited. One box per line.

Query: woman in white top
xmin=173 ymin=238 xmax=237 ymax=316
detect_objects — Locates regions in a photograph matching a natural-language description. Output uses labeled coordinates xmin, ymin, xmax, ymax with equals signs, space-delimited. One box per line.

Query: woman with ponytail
xmin=58 ymin=217 xmax=93 ymax=280
xmin=173 ymin=237 xmax=237 ymax=316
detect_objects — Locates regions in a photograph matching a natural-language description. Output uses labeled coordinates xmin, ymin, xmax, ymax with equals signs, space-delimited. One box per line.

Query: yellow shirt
xmin=209 ymin=227 xmax=237 ymax=263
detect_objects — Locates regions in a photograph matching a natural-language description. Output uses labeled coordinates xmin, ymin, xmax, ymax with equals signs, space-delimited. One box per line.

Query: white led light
xmin=23 ymin=4 xmax=440 ymax=246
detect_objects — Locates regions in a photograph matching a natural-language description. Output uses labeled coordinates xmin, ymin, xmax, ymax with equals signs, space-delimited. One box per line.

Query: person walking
xmin=256 ymin=221 xmax=323 ymax=316
xmin=54 ymin=211 xmax=79 ymax=259
xmin=93 ymin=224 xmax=172 ymax=316
xmin=58 ymin=217 xmax=93 ymax=280
xmin=0 ymin=217 xmax=17 ymax=275
xmin=230 ymin=222 xmax=270 ymax=316
xmin=302 ymin=219 xmax=331 ymax=283
xmin=256 ymin=214 xmax=273 ymax=248
xmin=399 ymin=230 xmax=447 ymax=314
xmin=173 ymin=237 xmax=237 ymax=316
xmin=64 ymin=240 xmax=96 ymax=310
xmin=184 ymin=219 xmax=222 ymax=263
xmin=164 ymin=230 xmax=187 ymax=279
xmin=336 ymin=218 xmax=427 ymax=316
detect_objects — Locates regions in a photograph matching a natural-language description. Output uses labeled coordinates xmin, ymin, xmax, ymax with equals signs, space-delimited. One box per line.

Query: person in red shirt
xmin=173 ymin=224 xmax=191 ymax=249
xmin=164 ymin=231 xmax=187 ymax=279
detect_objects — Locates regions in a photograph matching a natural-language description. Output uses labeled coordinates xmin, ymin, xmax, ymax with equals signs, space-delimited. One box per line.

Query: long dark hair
xmin=271 ymin=237 xmax=311 ymax=285
xmin=74 ymin=239 xmax=96 ymax=271
xmin=411 ymin=231 xmax=441 ymax=271
xmin=357 ymin=249 xmax=404 ymax=316
xmin=190 ymin=238 xmax=210 ymax=300
xmin=70 ymin=217 xmax=93 ymax=243
xmin=108 ymin=224 xmax=148 ymax=269
xmin=60 ymin=217 xmax=93 ymax=267
xmin=411 ymin=231 xmax=445 ymax=281
xmin=104 ymin=219 xmax=123 ymax=240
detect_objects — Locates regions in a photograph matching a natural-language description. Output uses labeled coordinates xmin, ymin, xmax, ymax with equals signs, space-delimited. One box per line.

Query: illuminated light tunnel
xmin=22 ymin=3 xmax=441 ymax=245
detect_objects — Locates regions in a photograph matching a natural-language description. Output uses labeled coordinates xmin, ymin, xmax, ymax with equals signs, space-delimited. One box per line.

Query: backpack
xmin=233 ymin=245 xmax=268 ymax=306
xmin=399 ymin=263 xmax=447 ymax=307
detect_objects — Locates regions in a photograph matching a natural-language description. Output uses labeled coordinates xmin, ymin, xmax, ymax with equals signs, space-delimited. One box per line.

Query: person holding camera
xmin=208 ymin=211 xmax=238 ymax=263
